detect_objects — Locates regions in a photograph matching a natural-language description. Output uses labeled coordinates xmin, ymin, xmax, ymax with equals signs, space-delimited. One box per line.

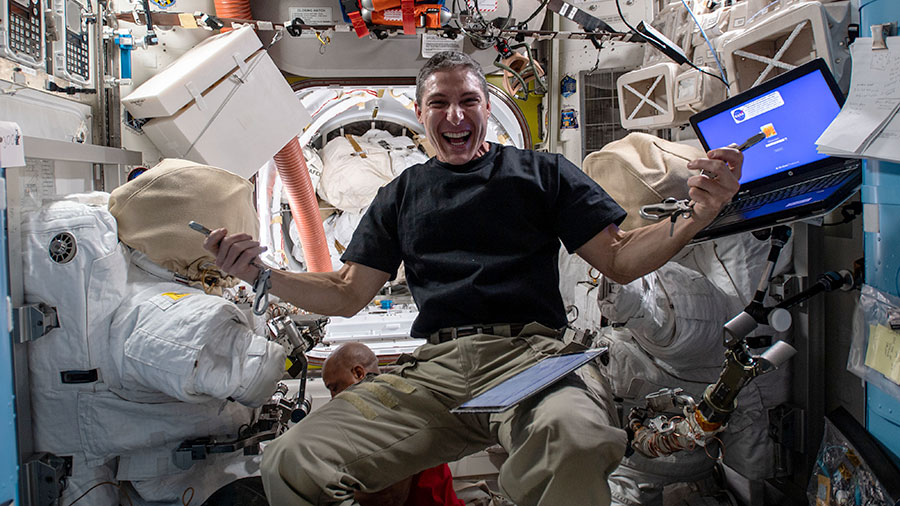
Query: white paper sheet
xmin=816 ymin=37 xmax=900 ymax=162
xmin=0 ymin=121 xmax=25 ymax=168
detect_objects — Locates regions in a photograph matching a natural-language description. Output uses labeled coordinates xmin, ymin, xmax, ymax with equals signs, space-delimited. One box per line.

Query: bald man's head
xmin=322 ymin=342 xmax=380 ymax=398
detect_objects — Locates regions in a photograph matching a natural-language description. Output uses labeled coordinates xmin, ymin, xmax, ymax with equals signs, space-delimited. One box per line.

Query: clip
xmin=639 ymin=198 xmax=693 ymax=221
xmin=871 ymin=23 xmax=895 ymax=51
xmin=286 ymin=17 xmax=304 ymax=37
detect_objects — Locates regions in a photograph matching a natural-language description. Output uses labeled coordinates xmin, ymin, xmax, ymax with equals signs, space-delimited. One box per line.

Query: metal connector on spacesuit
xmin=174 ymin=306 xmax=328 ymax=468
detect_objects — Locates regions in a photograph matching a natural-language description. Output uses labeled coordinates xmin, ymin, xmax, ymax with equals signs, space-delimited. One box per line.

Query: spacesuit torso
xmin=23 ymin=196 xmax=285 ymax=505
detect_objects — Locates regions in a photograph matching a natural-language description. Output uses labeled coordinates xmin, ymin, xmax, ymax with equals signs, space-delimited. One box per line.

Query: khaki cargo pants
xmin=261 ymin=323 xmax=627 ymax=505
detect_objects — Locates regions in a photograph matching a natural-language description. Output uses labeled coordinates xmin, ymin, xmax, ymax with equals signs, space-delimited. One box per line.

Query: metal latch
xmin=871 ymin=22 xmax=896 ymax=50
xmin=14 ymin=303 xmax=59 ymax=344
xmin=24 ymin=452 xmax=72 ymax=506
xmin=768 ymin=275 xmax=803 ymax=304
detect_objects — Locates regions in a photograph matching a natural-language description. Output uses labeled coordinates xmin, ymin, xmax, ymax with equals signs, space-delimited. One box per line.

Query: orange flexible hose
xmin=274 ymin=138 xmax=333 ymax=273
xmin=213 ymin=0 xmax=252 ymax=32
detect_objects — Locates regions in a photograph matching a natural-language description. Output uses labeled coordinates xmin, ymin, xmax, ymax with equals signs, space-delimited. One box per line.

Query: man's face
xmin=415 ymin=68 xmax=492 ymax=165
xmin=323 ymin=363 xmax=365 ymax=398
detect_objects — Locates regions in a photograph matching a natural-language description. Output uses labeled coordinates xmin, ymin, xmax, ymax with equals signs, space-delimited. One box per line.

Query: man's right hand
xmin=203 ymin=228 xmax=267 ymax=284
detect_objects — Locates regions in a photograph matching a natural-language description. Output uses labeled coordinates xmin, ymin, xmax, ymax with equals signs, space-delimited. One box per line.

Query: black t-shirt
xmin=341 ymin=143 xmax=626 ymax=337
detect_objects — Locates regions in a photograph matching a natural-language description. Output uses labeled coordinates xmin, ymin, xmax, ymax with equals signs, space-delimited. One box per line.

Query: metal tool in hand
xmin=189 ymin=221 xmax=272 ymax=316
xmin=639 ymin=198 xmax=694 ymax=236
xmin=699 ymin=131 xmax=766 ymax=179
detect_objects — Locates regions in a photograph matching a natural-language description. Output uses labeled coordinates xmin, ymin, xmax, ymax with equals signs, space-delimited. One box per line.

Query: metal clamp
xmin=639 ymin=197 xmax=694 ymax=221
xmin=24 ymin=453 xmax=71 ymax=506
xmin=14 ymin=303 xmax=59 ymax=344
xmin=871 ymin=22 xmax=896 ymax=50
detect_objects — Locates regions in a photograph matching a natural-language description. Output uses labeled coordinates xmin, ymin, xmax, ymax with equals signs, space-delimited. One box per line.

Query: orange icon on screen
xmin=761 ymin=123 xmax=777 ymax=138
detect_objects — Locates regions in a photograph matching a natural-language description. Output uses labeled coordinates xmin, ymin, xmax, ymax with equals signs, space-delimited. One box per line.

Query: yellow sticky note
xmin=178 ymin=13 xmax=199 ymax=29
xmin=865 ymin=324 xmax=900 ymax=384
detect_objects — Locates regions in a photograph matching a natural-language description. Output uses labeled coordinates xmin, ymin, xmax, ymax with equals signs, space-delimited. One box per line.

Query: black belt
xmin=428 ymin=323 xmax=528 ymax=344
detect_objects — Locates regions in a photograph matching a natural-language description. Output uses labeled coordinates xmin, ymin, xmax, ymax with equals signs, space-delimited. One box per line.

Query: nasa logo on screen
xmin=732 ymin=109 xmax=746 ymax=122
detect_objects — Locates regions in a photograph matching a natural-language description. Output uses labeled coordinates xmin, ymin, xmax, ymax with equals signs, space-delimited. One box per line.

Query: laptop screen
xmin=691 ymin=59 xmax=844 ymax=186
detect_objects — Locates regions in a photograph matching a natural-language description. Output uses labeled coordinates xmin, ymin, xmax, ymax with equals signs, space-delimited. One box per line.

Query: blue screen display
xmin=695 ymin=70 xmax=841 ymax=185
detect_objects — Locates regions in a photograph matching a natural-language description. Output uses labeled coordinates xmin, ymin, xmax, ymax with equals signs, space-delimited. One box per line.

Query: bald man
xmin=322 ymin=342 xmax=380 ymax=398
xmin=322 ymin=343 xmax=464 ymax=506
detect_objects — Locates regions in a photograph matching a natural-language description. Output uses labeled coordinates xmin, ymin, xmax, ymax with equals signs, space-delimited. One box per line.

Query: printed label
xmin=731 ymin=91 xmax=784 ymax=123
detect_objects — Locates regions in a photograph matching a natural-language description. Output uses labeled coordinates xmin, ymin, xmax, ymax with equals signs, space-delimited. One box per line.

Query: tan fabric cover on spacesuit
xmin=583 ymin=132 xmax=705 ymax=231
xmin=108 ymin=158 xmax=258 ymax=290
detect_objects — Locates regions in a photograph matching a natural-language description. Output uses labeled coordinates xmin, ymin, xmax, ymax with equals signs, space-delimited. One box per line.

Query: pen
xmin=701 ymin=131 xmax=768 ymax=179
xmin=188 ymin=221 xmax=212 ymax=236
xmin=737 ymin=131 xmax=766 ymax=152
xmin=189 ymin=221 xmax=271 ymax=315
xmin=188 ymin=221 xmax=265 ymax=268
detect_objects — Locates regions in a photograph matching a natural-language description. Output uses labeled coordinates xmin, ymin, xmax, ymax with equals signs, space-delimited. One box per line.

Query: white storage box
xmin=722 ymin=2 xmax=833 ymax=95
xmin=617 ymin=62 xmax=692 ymax=130
xmin=674 ymin=67 xmax=728 ymax=113
xmin=122 ymin=26 xmax=311 ymax=179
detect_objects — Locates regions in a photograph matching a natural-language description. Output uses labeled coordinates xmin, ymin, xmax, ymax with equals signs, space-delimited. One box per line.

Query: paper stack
xmin=816 ymin=37 xmax=900 ymax=164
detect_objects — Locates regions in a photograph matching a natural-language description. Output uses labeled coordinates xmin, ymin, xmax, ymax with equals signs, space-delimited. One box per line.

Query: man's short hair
xmin=328 ymin=342 xmax=380 ymax=375
xmin=416 ymin=51 xmax=489 ymax=105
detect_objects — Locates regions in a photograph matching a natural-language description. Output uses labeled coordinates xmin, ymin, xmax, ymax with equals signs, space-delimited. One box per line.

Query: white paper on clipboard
xmin=816 ymin=37 xmax=900 ymax=162
xmin=450 ymin=348 xmax=607 ymax=414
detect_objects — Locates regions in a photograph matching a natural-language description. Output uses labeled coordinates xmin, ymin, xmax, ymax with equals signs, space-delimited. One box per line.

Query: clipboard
xmin=450 ymin=348 xmax=607 ymax=414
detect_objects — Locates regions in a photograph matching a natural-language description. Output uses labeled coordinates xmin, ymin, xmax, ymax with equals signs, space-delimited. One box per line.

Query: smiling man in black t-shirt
xmin=205 ymin=51 xmax=743 ymax=506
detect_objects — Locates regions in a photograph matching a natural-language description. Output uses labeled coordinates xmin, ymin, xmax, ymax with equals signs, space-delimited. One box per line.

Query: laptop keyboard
xmin=720 ymin=168 xmax=857 ymax=216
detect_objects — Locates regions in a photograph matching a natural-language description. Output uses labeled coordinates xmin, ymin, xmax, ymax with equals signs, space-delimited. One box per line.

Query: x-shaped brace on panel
xmin=623 ymin=74 xmax=668 ymax=121
xmin=733 ymin=20 xmax=809 ymax=88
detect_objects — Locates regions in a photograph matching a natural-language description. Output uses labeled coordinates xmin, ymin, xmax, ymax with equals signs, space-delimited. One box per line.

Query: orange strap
xmin=348 ymin=11 xmax=370 ymax=37
xmin=401 ymin=0 xmax=416 ymax=34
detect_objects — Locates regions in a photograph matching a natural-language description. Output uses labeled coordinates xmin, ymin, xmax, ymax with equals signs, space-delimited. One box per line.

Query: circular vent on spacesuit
xmin=48 ymin=232 xmax=77 ymax=264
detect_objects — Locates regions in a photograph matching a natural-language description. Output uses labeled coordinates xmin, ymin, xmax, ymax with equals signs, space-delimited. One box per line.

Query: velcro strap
xmin=348 ymin=11 xmax=370 ymax=37
xmin=401 ymin=0 xmax=416 ymax=34
xmin=358 ymin=382 xmax=399 ymax=409
xmin=336 ymin=391 xmax=378 ymax=420
xmin=375 ymin=374 xmax=417 ymax=394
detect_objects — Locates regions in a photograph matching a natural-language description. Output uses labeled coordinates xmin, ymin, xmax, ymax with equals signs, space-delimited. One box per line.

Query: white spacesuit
xmin=23 ymin=160 xmax=286 ymax=506
xmin=561 ymin=133 xmax=792 ymax=505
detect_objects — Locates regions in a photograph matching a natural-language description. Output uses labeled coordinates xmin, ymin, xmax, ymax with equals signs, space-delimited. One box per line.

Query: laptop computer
xmin=689 ymin=58 xmax=861 ymax=243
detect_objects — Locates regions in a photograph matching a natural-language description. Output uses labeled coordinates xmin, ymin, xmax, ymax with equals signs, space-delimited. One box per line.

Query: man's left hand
xmin=686 ymin=146 xmax=743 ymax=225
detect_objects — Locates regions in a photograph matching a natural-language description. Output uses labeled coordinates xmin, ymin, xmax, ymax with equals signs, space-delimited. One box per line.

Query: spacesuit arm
xmin=190 ymin=309 xmax=287 ymax=407
xmin=122 ymin=294 xmax=286 ymax=407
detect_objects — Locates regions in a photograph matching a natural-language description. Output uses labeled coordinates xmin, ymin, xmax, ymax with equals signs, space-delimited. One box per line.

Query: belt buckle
xmin=454 ymin=326 xmax=477 ymax=338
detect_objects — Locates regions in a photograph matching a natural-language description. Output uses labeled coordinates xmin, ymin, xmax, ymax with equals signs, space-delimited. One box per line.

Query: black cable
xmin=823 ymin=201 xmax=862 ymax=226
xmin=519 ymin=0 xmax=549 ymax=27
xmin=614 ymin=0 xmax=729 ymax=89
xmin=613 ymin=0 xmax=640 ymax=37
xmin=47 ymin=81 xmax=96 ymax=94
xmin=691 ymin=61 xmax=730 ymax=89
xmin=140 ymin=0 xmax=158 ymax=45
